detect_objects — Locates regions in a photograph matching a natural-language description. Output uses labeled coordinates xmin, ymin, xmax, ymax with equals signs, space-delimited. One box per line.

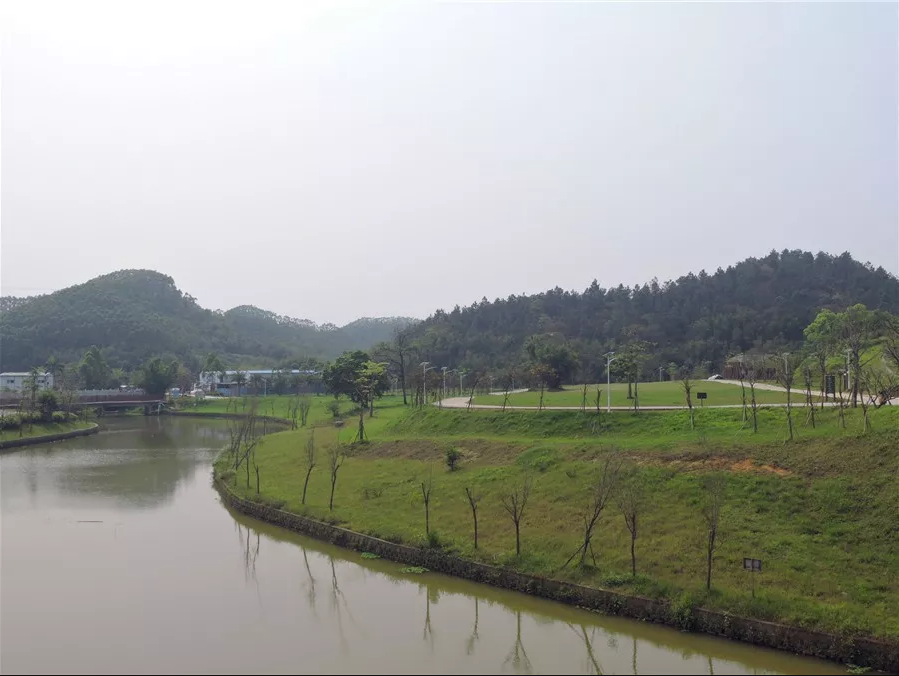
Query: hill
xmin=406 ymin=250 xmax=899 ymax=379
xmin=0 ymin=270 xmax=416 ymax=370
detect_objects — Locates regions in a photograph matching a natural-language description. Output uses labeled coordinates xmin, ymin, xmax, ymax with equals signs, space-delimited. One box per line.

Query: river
xmin=0 ymin=417 xmax=844 ymax=675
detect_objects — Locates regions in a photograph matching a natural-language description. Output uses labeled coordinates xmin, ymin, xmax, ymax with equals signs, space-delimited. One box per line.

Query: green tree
xmin=44 ymin=356 xmax=63 ymax=390
xmin=38 ymin=390 xmax=59 ymax=422
xmin=79 ymin=346 xmax=110 ymax=390
xmin=523 ymin=334 xmax=577 ymax=389
xmin=136 ymin=358 xmax=177 ymax=397
xmin=803 ymin=309 xmax=838 ymax=401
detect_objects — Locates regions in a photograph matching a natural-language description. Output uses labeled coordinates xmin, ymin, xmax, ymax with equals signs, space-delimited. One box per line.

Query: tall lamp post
xmin=604 ymin=351 xmax=617 ymax=413
xmin=458 ymin=369 xmax=466 ymax=396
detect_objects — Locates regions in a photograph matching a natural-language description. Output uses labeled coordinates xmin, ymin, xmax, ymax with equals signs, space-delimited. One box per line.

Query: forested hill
xmin=0 ymin=270 xmax=415 ymax=371
xmin=406 ymin=250 xmax=899 ymax=379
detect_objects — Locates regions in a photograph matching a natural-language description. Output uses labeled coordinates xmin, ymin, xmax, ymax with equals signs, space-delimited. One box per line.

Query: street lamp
xmin=604 ymin=352 xmax=617 ymax=413
xmin=458 ymin=369 xmax=466 ymax=396
xmin=440 ymin=367 xmax=454 ymax=407
xmin=421 ymin=362 xmax=435 ymax=407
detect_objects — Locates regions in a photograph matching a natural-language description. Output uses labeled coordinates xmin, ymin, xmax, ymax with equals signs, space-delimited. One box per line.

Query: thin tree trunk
xmin=515 ymin=521 xmax=521 ymax=556
xmin=302 ymin=468 xmax=313 ymax=504
xmin=400 ymin=359 xmax=408 ymax=405
xmin=330 ymin=477 xmax=337 ymax=510
xmin=631 ymin=535 xmax=636 ymax=577
xmin=473 ymin=511 xmax=478 ymax=549
xmin=706 ymin=539 xmax=713 ymax=591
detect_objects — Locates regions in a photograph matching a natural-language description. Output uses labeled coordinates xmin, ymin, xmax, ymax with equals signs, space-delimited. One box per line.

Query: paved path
xmin=437 ymin=396 xmax=835 ymax=411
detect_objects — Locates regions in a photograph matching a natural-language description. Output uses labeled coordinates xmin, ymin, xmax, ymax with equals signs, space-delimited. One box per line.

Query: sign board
xmin=825 ymin=374 xmax=836 ymax=395
xmin=696 ymin=392 xmax=708 ymax=399
xmin=743 ymin=558 xmax=762 ymax=572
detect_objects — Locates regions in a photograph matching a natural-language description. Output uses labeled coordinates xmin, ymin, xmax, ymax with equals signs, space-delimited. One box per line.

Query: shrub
xmin=445 ymin=448 xmax=461 ymax=471
xmin=326 ymin=400 xmax=341 ymax=419
xmin=38 ymin=390 xmax=59 ymax=422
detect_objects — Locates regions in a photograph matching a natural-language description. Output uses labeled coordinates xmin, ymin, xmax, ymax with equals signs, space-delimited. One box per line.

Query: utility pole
xmin=605 ymin=352 xmax=617 ymax=413
xmin=459 ymin=369 xmax=465 ymax=396
xmin=441 ymin=367 xmax=449 ymax=407
xmin=658 ymin=366 xmax=664 ymax=382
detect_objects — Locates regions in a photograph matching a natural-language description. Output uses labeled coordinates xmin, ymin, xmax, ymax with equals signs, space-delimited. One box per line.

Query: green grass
xmin=0 ymin=419 xmax=94 ymax=442
xmin=217 ymin=400 xmax=899 ymax=642
xmin=473 ymin=381 xmax=817 ymax=408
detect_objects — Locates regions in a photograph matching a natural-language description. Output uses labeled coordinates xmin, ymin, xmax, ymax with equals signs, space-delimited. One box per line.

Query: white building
xmin=197 ymin=369 xmax=320 ymax=395
xmin=0 ymin=372 xmax=54 ymax=393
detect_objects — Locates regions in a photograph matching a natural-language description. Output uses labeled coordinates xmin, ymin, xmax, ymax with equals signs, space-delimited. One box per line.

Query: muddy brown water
xmin=1 ymin=417 xmax=846 ymax=674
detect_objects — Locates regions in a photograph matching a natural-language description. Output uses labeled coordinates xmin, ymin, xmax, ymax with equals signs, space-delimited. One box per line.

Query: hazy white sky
xmin=2 ymin=0 xmax=897 ymax=325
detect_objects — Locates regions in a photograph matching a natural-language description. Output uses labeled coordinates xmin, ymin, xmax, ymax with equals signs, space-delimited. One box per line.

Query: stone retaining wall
xmin=0 ymin=423 xmax=100 ymax=450
xmin=217 ymin=479 xmax=898 ymax=673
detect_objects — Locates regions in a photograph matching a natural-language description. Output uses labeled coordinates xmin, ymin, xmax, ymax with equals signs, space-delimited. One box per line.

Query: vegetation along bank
xmin=211 ymin=393 xmax=899 ymax=671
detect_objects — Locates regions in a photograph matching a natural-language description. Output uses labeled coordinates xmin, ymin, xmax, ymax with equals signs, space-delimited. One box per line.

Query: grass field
xmin=0 ymin=419 xmax=94 ymax=443
xmin=472 ymin=381 xmax=818 ymax=408
xmin=215 ymin=396 xmax=899 ymax=641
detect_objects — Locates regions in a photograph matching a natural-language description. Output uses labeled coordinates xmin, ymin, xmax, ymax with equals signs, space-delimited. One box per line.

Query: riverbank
xmin=0 ymin=421 xmax=98 ymax=450
xmin=215 ymin=475 xmax=899 ymax=672
xmin=212 ymin=397 xmax=898 ymax=666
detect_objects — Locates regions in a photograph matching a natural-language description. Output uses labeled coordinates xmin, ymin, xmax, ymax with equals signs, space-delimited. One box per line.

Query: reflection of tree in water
xmin=329 ymin=557 xmax=351 ymax=654
xmin=633 ymin=637 xmax=638 ymax=675
xmin=302 ymin=548 xmax=317 ymax=617
xmin=567 ymin=624 xmax=603 ymax=675
xmin=465 ymin=598 xmax=480 ymax=656
xmin=503 ymin=611 xmax=532 ymax=674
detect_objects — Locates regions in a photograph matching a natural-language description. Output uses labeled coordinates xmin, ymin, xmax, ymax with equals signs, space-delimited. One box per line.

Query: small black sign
xmin=743 ymin=558 xmax=762 ymax=572
xmin=825 ymin=374 xmax=836 ymax=395
xmin=697 ymin=392 xmax=708 ymax=399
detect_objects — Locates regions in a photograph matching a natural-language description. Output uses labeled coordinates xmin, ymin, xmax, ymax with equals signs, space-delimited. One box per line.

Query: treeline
xmin=0 ymin=269 xmax=416 ymax=372
xmin=401 ymin=250 xmax=899 ymax=382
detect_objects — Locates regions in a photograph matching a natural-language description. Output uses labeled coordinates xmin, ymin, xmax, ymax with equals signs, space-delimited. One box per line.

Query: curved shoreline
xmin=0 ymin=423 xmax=100 ymax=451
xmin=215 ymin=477 xmax=897 ymax=673
xmin=163 ymin=410 xmax=295 ymax=426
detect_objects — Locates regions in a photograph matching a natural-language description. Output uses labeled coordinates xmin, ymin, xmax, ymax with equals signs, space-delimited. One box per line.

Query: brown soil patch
xmin=638 ymin=454 xmax=792 ymax=477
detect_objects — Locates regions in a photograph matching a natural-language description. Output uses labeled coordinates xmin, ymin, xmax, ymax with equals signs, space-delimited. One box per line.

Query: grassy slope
xmin=0 ymin=420 xmax=94 ymax=442
xmin=472 ymin=381 xmax=817 ymax=407
xmin=215 ymin=395 xmax=899 ymax=641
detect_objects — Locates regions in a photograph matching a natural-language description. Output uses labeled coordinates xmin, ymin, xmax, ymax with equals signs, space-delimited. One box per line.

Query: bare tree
xmin=802 ymin=366 xmax=816 ymax=428
xmin=581 ymin=382 xmax=588 ymax=414
xmin=466 ymin=598 xmax=480 ymax=655
xmin=564 ymin=454 xmax=622 ymax=568
xmin=747 ymin=359 xmax=760 ymax=433
xmin=465 ymin=487 xmax=482 ymax=549
xmin=298 ymin=396 xmax=312 ymax=427
xmin=503 ymin=611 xmax=532 ymax=674
xmin=252 ymin=443 xmax=262 ymax=495
xmin=537 ymin=380 xmax=545 ymax=412
xmin=737 ymin=359 xmax=748 ymax=424
xmin=857 ymin=367 xmax=873 ymax=433
xmin=501 ymin=476 xmax=533 ymax=557
xmin=701 ymin=473 xmax=726 ymax=591
xmin=616 ymin=470 xmax=644 ymax=577
xmin=328 ymin=445 xmax=345 ymax=511
xmin=302 ymin=429 xmax=316 ymax=505
xmin=466 ymin=378 xmax=479 ymax=411
xmin=776 ymin=354 xmax=795 ymax=441
xmin=502 ymin=384 xmax=511 ymax=412
xmin=681 ymin=369 xmax=695 ymax=430
xmin=421 ymin=468 xmax=433 ymax=535
xmin=372 ymin=329 xmax=412 ymax=405
xmin=836 ymin=368 xmax=847 ymax=428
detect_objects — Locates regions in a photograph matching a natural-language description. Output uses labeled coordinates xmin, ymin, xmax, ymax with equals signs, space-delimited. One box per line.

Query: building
xmin=197 ymin=369 xmax=321 ymax=396
xmin=0 ymin=372 xmax=54 ymax=393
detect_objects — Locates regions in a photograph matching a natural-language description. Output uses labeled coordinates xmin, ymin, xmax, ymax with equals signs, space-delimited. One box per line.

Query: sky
xmin=2 ymin=0 xmax=897 ymax=326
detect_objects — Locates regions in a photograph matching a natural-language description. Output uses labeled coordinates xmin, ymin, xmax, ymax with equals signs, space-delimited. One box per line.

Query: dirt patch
xmin=638 ymin=454 xmax=792 ymax=477
xmin=361 ymin=439 xmax=526 ymax=465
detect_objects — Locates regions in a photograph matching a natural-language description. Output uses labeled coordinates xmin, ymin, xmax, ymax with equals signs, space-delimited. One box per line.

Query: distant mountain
xmin=0 ymin=270 xmax=416 ymax=371
xmin=405 ymin=250 xmax=899 ymax=379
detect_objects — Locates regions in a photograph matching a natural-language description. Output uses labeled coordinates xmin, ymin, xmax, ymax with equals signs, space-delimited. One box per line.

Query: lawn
xmin=0 ymin=419 xmax=94 ymax=443
xmin=217 ymin=401 xmax=899 ymax=642
xmin=472 ymin=381 xmax=818 ymax=408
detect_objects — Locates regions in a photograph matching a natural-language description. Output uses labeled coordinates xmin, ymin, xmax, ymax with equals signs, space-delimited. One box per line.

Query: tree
xmin=803 ymin=311 xmax=837 ymax=403
xmin=446 ymin=448 xmax=461 ymax=471
xmin=616 ymin=470 xmax=644 ymax=577
xmin=234 ymin=370 xmax=248 ymax=396
xmin=328 ymin=445 xmax=345 ymax=511
xmin=298 ymin=397 xmax=312 ymax=427
xmin=302 ymin=430 xmax=316 ymax=505
xmin=79 ymin=346 xmax=110 ymax=390
xmin=465 ymin=487 xmax=483 ymax=549
xmin=701 ymin=473 xmax=726 ymax=592
xmin=249 ymin=373 xmax=264 ymax=395
xmin=372 ymin=329 xmax=413 ymax=405
xmin=501 ymin=476 xmax=533 ymax=557
xmin=746 ymin=356 xmax=761 ymax=433
xmin=203 ymin=352 xmax=225 ymax=387
xmin=44 ymin=356 xmax=63 ymax=390
xmin=420 ymin=468 xmax=434 ymax=535
xmin=564 ymin=454 xmax=622 ymax=568
xmin=38 ymin=390 xmax=59 ymax=422
xmin=776 ymin=354 xmax=795 ymax=441
xmin=23 ymin=367 xmax=42 ymax=431
xmin=681 ymin=368 xmax=695 ymax=430
xmin=136 ymin=357 xmax=177 ymax=397
xmin=353 ymin=360 xmax=388 ymax=442
xmin=523 ymin=334 xmax=577 ymax=389
xmin=802 ymin=366 xmax=816 ymax=428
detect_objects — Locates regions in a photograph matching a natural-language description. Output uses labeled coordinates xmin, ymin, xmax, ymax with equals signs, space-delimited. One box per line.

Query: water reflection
xmin=1 ymin=418 xmax=847 ymax=675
